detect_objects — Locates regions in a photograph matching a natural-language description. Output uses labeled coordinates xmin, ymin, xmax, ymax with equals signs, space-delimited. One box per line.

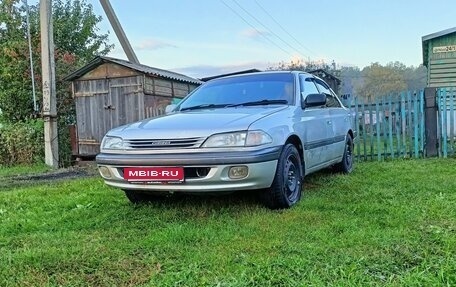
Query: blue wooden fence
xmin=347 ymin=88 xmax=456 ymax=161
xmin=348 ymin=91 xmax=425 ymax=161
xmin=437 ymin=87 xmax=456 ymax=157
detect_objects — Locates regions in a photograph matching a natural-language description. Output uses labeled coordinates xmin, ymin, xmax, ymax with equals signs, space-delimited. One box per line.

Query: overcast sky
xmin=85 ymin=0 xmax=456 ymax=78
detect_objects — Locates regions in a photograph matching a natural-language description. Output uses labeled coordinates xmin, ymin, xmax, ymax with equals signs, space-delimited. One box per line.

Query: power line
xmin=253 ymin=0 xmax=317 ymax=57
xmin=231 ymin=0 xmax=309 ymax=60
xmin=219 ymin=0 xmax=293 ymax=57
xmin=24 ymin=0 xmax=37 ymax=112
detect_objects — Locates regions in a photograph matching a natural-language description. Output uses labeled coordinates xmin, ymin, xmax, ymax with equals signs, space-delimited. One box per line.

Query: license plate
xmin=124 ymin=167 xmax=184 ymax=182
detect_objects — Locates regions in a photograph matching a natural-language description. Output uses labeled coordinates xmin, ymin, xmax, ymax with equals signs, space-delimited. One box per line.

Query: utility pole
xmin=99 ymin=0 xmax=139 ymax=64
xmin=40 ymin=0 xmax=59 ymax=168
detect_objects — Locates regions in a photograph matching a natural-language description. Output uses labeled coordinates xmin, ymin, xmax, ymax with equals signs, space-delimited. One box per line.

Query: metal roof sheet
xmin=65 ymin=56 xmax=203 ymax=85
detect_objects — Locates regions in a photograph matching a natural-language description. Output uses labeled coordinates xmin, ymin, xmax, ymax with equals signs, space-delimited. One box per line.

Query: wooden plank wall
xmin=74 ymin=78 xmax=110 ymax=156
xmin=74 ymin=75 xmax=144 ymax=155
xmin=144 ymin=75 xmax=198 ymax=97
xmin=143 ymin=75 xmax=200 ymax=118
xmin=429 ymin=59 xmax=456 ymax=87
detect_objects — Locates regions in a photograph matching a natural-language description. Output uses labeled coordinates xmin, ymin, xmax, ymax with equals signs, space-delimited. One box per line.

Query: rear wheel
xmin=335 ymin=134 xmax=354 ymax=173
xmin=262 ymin=144 xmax=303 ymax=209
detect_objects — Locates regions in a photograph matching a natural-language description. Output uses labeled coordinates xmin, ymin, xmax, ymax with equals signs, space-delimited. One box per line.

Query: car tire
xmin=123 ymin=190 xmax=159 ymax=204
xmin=335 ymin=134 xmax=354 ymax=173
xmin=262 ymin=143 xmax=303 ymax=209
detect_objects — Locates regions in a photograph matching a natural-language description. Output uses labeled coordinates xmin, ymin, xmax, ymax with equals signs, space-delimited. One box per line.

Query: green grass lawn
xmin=0 ymin=159 xmax=455 ymax=286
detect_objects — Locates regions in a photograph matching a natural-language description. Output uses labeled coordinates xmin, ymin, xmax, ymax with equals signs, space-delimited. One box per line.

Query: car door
xmin=314 ymin=78 xmax=347 ymax=161
xmin=296 ymin=74 xmax=334 ymax=170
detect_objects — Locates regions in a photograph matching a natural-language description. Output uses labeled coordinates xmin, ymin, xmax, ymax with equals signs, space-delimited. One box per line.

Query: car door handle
xmin=326 ymin=120 xmax=332 ymax=125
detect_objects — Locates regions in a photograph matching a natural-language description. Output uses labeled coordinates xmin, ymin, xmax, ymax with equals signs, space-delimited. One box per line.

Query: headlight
xmin=202 ymin=130 xmax=272 ymax=148
xmin=101 ymin=136 xmax=125 ymax=150
xmin=245 ymin=130 xmax=273 ymax=146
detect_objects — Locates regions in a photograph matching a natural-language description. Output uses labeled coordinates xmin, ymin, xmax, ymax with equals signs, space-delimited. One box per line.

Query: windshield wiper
xmin=180 ymin=104 xmax=227 ymax=111
xmin=227 ymin=99 xmax=288 ymax=107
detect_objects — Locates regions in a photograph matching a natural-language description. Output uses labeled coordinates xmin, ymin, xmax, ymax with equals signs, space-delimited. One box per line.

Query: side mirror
xmin=165 ymin=104 xmax=177 ymax=114
xmin=303 ymin=93 xmax=326 ymax=108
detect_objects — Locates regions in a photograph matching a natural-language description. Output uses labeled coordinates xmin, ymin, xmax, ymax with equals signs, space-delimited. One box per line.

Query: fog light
xmin=228 ymin=166 xmax=248 ymax=179
xmin=98 ymin=166 xmax=112 ymax=179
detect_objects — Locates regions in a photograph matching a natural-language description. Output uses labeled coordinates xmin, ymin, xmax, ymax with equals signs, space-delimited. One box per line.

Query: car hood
xmin=108 ymin=106 xmax=289 ymax=139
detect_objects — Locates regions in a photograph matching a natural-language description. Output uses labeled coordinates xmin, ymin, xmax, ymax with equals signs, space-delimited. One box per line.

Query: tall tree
xmin=355 ymin=62 xmax=407 ymax=101
xmin=0 ymin=0 xmax=113 ymax=165
xmin=0 ymin=0 xmax=33 ymax=121
xmin=0 ymin=0 xmax=113 ymax=123
xmin=403 ymin=64 xmax=427 ymax=91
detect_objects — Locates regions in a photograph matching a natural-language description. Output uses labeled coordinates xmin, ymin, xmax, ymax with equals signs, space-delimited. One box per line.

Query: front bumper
xmin=96 ymin=146 xmax=282 ymax=193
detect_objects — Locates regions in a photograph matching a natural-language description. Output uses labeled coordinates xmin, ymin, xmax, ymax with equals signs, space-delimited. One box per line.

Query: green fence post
xmin=419 ymin=90 xmax=425 ymax=157
xmin=376 ymin=99 xmax=381 ymax=161
xmin=401 ymin=92 xmax=407 ymax=157
xmin=355 ymin=97 xmax=360 ymax=162
xmin=382 ymin=96 xmax=388 ymax=158
xmin=437 ymin=90 xmax=442 ymax=158
xmin=395 ymin=94 xmax=401 ymax=158
xmin=449 ymin=88 xmax=455 ymax=156
xmin=361 ymin=101 xmax=367 ymax=160
xmin=442 ymin=89 xmax=448 ymax=158
xmin=413 ymin=92 xmax=419 ymax=158
xmin=388 ymin=95 xmax=394 ymax=158
xmin=369 ymin=98 xmax=374 ymax=161
xmin=407 ymin=91 xmax=413 ymax=157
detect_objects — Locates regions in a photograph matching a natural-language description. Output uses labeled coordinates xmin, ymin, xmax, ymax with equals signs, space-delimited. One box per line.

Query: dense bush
xmin=0 ymin=119 xmax=44 ymax=166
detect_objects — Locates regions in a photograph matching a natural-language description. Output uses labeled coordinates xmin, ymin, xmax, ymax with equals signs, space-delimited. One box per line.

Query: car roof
xmin=206 ymin=70 xmax=315 ymax=82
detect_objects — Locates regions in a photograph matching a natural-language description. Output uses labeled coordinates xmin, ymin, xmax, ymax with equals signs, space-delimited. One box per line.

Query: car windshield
xmin=178 ymin=73 xmax=294 ymax=111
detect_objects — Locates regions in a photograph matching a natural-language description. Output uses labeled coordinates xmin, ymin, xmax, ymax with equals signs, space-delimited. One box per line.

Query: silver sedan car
xmin=96 ymin=71 xmax=355 ymax=209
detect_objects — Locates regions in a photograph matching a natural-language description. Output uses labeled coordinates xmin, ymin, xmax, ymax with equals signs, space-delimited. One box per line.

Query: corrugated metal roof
xmin=422 ymin=27 xmax=456 ymax=42
xmin=422 ymin=27 xmax=456 ymax=67
xmin=64 ymin=56 xmax=203 ymax=85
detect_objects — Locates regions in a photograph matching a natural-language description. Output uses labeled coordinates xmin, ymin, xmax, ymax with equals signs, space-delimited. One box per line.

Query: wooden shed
xmin=65 ymin=56 xmax=202 ymax=157
xmin=422 ymin=27 xmax=456 ymax=87
xmin=308 ymin=69 xmax=341 ymax=94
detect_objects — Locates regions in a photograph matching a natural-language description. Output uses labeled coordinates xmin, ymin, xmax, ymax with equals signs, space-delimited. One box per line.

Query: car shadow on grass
xmin=123 ymin=167 xmax=343 ymax=213
xmin=132 ymin=190 xmax=265 ymax=211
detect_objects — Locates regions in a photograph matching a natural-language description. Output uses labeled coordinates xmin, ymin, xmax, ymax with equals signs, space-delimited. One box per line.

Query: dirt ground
xmin=1 ymin=164 xmax=98 ymax=191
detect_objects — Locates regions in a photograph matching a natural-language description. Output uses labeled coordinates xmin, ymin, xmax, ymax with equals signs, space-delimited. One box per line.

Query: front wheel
xmin=262 ymin=144 xmax=303 ymax=209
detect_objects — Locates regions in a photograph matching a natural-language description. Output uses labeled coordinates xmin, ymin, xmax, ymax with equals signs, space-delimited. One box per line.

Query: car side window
xmin=326 ymin=93 xmax=342 ymax=108
xmin=299 ymin=75 xmax=319 ymax=101
xmin=314 ymin=79 xmax=342 ymax=108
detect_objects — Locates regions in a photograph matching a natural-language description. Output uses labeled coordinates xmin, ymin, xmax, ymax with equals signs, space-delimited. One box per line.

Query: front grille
xmin=124 ymin=137 xmax=204 ymax=149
